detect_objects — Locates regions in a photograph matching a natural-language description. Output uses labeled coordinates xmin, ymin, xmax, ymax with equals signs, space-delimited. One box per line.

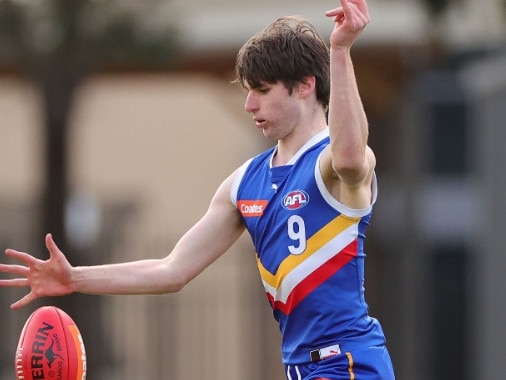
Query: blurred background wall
xmin=0 ymin=0 xmax=505 ymax=379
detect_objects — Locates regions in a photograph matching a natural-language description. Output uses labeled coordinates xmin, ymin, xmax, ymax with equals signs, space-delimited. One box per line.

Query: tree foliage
xmin=0 ymin=0 xmax=180 ymax=72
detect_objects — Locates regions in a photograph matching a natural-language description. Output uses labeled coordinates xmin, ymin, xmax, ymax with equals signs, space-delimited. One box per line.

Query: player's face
xmin=244 ymin=81 xmax=302 ymax=140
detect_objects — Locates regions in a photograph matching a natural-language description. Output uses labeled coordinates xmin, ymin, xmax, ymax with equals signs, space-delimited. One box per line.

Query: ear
xmin=297 ymin=76 xmax=316 ymax=99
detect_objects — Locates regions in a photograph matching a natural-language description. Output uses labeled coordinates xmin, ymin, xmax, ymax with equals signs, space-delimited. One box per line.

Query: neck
xmin=273 ymin=124 xmax=328 ymax=166
xmin=272 ymin=103 xmax=327 ymax=166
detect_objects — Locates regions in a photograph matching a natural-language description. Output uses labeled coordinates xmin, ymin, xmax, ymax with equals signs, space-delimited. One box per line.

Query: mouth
xmin=253 ymin=117 xmax=266 ymax=128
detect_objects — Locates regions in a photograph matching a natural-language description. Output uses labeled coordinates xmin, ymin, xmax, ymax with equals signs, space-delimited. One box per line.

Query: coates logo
xmin=282 ymin=190 xmax=309 ymax=210
xmin=238 ymin=200 xmax=268 ymax=217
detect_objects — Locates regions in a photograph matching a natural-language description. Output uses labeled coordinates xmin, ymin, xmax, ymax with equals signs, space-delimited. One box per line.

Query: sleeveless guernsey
xmin=231 ymin=129 xmax=386 ymax=364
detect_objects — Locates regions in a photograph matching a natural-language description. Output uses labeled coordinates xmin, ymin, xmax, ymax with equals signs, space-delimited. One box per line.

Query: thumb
xmin=45 ymin=233 xmax=62 ymax=257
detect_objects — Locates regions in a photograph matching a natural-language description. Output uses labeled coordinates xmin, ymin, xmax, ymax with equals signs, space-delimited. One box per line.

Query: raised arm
xmin=321 ymin=0 xmax=375 ymax=208
xmin=0 ymin=172 xmax=245 ymax=309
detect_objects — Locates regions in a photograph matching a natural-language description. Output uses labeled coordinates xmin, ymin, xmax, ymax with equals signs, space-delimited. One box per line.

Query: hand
xmin=325 ymin=0 xmax=370 ymax=49
xmin=0 ymin=234 xmax=75 ymax=309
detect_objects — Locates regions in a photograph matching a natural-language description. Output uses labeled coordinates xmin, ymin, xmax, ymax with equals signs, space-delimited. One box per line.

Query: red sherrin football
xmin=15 ymin=306 xmax=87 ymax=380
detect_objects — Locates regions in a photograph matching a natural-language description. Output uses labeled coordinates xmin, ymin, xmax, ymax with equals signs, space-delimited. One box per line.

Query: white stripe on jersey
xmin=262 ymin=222 xmax=359 ymax=303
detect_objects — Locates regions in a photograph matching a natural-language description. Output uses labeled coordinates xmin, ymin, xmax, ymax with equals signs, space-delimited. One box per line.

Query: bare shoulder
xmin=206 ymin=168 xmax=245 ymax=228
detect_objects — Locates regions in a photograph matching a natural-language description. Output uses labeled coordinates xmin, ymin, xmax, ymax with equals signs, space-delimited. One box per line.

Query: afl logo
xmin=282 ymin=190 xmax=309 ymax=210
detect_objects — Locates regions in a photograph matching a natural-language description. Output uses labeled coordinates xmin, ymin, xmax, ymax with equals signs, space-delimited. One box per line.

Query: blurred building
xmin=0 ymin=0 xmax=505 ymax=379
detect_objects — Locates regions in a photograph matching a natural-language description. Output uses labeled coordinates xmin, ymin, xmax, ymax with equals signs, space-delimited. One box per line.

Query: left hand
xmin=325 ymin=0 xmax=370 ymax=48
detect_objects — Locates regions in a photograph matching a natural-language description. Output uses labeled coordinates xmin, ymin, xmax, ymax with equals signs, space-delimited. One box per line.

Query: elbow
xmin=332 ymin=158 xmax=365 ymax=177
xmin=331 ymin=143 xmax=365 ymax=168
xmin=332 ymin=157 xmax=369 ymax=185
xmin=170 ymin=274 xmax=188 ymax=293
xmin=331 ymin=145 xmax=373 ymax=183
xmin=152 ymin=280 xmax=186 ymax=295
xmin=162 ymin=272 xmax=189 ymax=294
xmin=152 ymin=259 xmax=191 ymax=295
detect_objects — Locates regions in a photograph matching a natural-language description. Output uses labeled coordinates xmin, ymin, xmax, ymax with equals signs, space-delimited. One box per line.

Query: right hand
xmin=0 ymin=234 xmax=75 ymax=309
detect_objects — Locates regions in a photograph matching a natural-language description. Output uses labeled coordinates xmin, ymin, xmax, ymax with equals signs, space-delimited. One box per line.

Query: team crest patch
xmin=281 ymin=190 xmax=309 ymax=210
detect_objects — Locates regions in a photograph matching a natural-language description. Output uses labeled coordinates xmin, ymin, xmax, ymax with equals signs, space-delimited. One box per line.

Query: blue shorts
xmin=284 ymin=346 xmax=395 ymax=380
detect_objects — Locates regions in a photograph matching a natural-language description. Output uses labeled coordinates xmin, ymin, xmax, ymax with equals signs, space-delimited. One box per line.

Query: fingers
xmin=325 ymin=7 xmax=344 ymax=18
xmin=0 ymin=277 xmax=29 ymax=287
xmin=325 ymin=9 xmax=345 ymax=24
xmin=1 ymin=236 xmax=53 ymax=310
xmin=11 ymin=292 xmax=37 ymax=310
xmin=326 ymin=0 xmax=369 ymax=25
xmin=342 ymin=0 xmax=369 ymax=24
xmin=0 ymin=263 xmax=30 ymax=277
xmin=4 ymin=249 xmax=38 ymax=266
xmin=0 ymin=271 xmax=33 ymax=309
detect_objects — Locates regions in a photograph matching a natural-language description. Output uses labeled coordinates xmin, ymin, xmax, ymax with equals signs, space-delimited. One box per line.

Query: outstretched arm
xmin=0 ymin=172 xmax=244 ymax=309
xmin=321 ymin=0 xmax=375 ymax=209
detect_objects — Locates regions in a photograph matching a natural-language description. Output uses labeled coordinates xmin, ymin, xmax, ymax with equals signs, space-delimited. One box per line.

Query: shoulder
xmin=229 ymin=159 xmax=253 ymax=206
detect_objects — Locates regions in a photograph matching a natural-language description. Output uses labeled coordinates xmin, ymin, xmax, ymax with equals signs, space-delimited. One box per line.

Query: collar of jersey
xmin=269 ymin=127 xmax=329 ymax=168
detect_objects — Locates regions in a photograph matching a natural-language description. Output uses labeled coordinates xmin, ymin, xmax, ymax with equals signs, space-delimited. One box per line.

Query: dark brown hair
xmin=234 ymin=16 xmax=330 ymax=109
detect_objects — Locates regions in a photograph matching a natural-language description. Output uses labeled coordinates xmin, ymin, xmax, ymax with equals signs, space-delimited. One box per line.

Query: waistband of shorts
xmin=309 ymin=342 xmax=383 ymax=363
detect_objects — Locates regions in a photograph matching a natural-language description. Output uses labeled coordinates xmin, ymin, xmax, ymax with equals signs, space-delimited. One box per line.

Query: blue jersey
xmin=231 ymin=129 xmax=386 ymax=365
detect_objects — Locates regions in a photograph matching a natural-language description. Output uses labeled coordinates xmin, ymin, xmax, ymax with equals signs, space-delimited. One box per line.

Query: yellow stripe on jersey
xmin=257 ymin=214 xmax=360 ymax=290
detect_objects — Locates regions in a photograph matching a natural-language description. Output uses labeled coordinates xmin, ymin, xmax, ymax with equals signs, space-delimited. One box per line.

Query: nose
xmin=244 ymin=91 xmax=258 ymax=114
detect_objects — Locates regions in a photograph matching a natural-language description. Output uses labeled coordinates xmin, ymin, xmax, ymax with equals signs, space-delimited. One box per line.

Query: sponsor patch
xmin=238 ymin=200 xmax=268 ymax=217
